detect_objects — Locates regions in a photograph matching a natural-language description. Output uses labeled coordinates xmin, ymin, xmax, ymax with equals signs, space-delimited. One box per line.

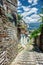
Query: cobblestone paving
xmin=11 ymin=49 xmax=43 ymax=65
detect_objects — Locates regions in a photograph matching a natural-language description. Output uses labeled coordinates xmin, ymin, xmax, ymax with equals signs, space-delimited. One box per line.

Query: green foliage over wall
xmin=30 ymin=28 xmax=40 ymax=39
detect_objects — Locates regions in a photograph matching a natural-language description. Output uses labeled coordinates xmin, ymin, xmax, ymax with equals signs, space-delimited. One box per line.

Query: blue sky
xmin=17 ymin=0 xmax=43 ymax=23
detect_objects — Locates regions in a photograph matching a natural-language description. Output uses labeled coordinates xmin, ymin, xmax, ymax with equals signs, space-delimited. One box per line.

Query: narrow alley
xmin=0 ymin=0 xmax=43 ymax=65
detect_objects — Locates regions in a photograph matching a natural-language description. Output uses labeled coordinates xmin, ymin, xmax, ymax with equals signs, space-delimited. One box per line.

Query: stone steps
xmin=0 ymin=51 xmax=9 ymax=65
xmin=11 ymin=50 xmax=43 ymax=65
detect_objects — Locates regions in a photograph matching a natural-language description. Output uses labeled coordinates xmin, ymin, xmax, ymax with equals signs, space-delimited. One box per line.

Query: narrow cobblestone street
xmin=0 ymin=0 xmax=43 ymax=65
xmin=11 ymin=45 xmax=43 ymax=65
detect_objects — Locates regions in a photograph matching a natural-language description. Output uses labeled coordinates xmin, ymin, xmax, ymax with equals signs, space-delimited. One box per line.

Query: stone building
xmin=0 ymin=0 xmax=18 ymax=65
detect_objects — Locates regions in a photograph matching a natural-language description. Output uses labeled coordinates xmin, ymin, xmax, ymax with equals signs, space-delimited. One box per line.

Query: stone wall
xmin=34 ymin=34 xmax=43 ymax=51
xmin=0 ymin=16 xmax=18 ymax=65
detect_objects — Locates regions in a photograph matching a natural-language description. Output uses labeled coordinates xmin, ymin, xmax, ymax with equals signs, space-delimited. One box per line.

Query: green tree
xmin=30 ymin=8 xmax=43 ymax=39
xmin=17 ymin=14 xmax=23 ymax=24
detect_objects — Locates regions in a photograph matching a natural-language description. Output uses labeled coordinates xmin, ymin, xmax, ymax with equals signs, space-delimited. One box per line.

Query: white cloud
xmin=18 ymin=10 xmax=22 ymax=12
xmin=31 ymin=8 xmax=38 ymax=13
xmin=28 ymin=0 xmax=32 ymax=3
xmin=17 ymin=6 xmax=23 ymax=10
xmin=22 ymin=6 xmax=31 ymax=12
xmin=28 ymin=0 xmax=38 ymax=5
xmin=17 ymin=6 xmax=21 ymax=9
xmin=33 ymin=0 xmax=38 ymax=5
xmin=23 ymin=17 xmax=39 ymax=23
xmin=21 ymin=7 xmax=38 ymax=18
xmin=31 ymin=14 xmax=40 ymax=19
xmin=23 ymin=14 xmax=40 ymax=23
xmin=18 ymin=1 xmax=22 ymax=6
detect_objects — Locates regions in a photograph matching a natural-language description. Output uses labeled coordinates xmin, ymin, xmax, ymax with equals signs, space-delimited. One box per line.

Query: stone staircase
xmin=0 ymin=51 xmax=6 ymax=65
